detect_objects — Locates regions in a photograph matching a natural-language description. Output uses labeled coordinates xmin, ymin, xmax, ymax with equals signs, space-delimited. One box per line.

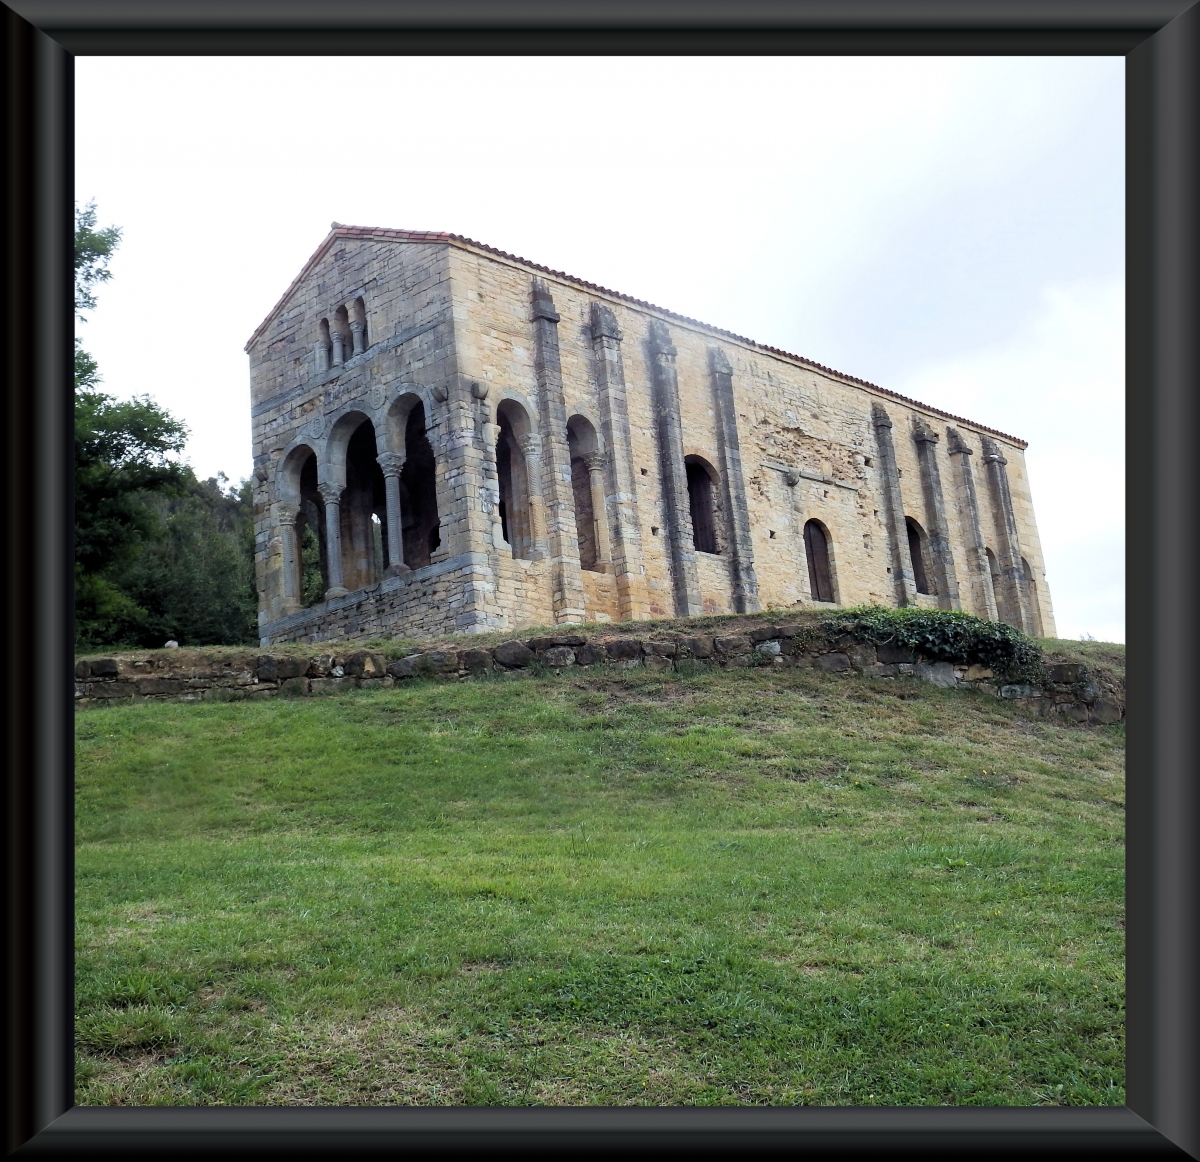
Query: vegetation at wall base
xmin=75 ymin=663 xmax=1123 ymax=1107
xmin=827 ymin=606 xmax=1044 ymax=682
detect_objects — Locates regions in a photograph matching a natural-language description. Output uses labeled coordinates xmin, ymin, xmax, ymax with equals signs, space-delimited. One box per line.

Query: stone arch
xmin=567 ymin=414 xmax=603 ymax=571
xmin=496 ymin=397 xmax=536 ymax=560
xmin=319 ymin=413 xmax=386 ymax=592
xmin=350 ymin=295 xmax=368 ymax=355
xmin=275 ymin=441 xmax=326 ymax=608
xmin=399 ymin=399 xmax=441 ymax=569
xmin=684 ymin=454 xmax=721 ymax=555
xmin=331 ymin=304 xmax=351 ymax=366
xmin=324 ymin=407 xmax=375 ymax=487
xmin=906 ymin=516 xmax=934 ymax=595
xmin=803 ymin=517 xmax=837 ymax=604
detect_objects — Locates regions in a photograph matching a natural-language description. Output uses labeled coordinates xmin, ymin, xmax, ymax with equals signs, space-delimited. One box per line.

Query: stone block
xmin=134 ymin=677 xmax=185 ymax=696
xmin=914 ymin=662 xmax=957 ymax=688
xmin=89 ymin=658 xmax=119 ymax=677
xmin=89 ymin=681 xmax=135 ymax=700
xmin=605 ymin=638 xmax=643 ymax=660
xmin=816 ymin=652 xmax=850 ymax=672
xmin=645 ymin=639 xmax=678 ymax=657
xmin=574 ymin=644 xmax=603 ymax=666
xmin=965 ymin=664 xmax=994 ymax=681
xmin=1056 ymin=701 xmax=1090 ymax=723
xmin=679 ymin=635 xmax=715 ymax=659
xmin=345 ymin=650 xmax=387 ymax=678
xmin=459 ymin=647 xmax=493 ymax=673
xmin=846 ymin=643 xmax=877 ymax=671
xmin=276 ymin=656 xmax=308 ymax=680
xmin=74 ymin=660 xmax=91 ymax=679
xmin=426 ymin=650 xmax=462 ymax=675
xmin=748 ymin=625 xmax=779 ymax=643
xmin=308 ymin=654 xmax=345 ymax=678
xmin=863 ymin=663 xmax=899 ymax=678
xmin=1000 ymin=684 xmax=1039 ymax=699
xmin=1046 ymin=663 xmax=1085 ymax=684
xmin=388 ymin=654 xmax=429 ymax=679
xmin=1090 ymin=699 xmax=1123 ymax=725
xmin=876 ymin=642 xmax=917 ymax=665
xmin=547 ymin=633 xmax=586 ymax=647
xmin=644 ymin=655 xmax=674 ymax=672
xmin=713 ymin=634 xmax=750 ymax=655
xmin=494 ymin=639 xmax=535 ymax=668
xmin=279 ymin=676 xmax=310 ymax=696
xmin=542 ymin=646 xmax=576 ymax=668
xmin=310 ymin=676 xmax=359 ymax=694
xmin=755 ymin=640 xmax=782 ymax=657
xmin=256 ymin=655 xmax=278 ymax=682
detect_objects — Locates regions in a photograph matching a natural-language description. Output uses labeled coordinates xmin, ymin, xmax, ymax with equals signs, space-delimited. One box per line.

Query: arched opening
xmin=685 ymin=456 xmax=719 ymax=555
xmin=296 ymin=451 xmax=326 ymax=605
xmin=400 ymin=401 xmax=440 ymax=569
xmin=350 ymin=296 xmax=368 ymax=356
xmin=496 ymin=400 xmax=534 ymax=560
xmin=567 ymin=415 xmax=601 ymax=571
xmin=331 ymin=304 xmax=351 ymax=366
xmin=1023 ymin=557 xmax=1044 ymax=637
xmin=906 ymin=517 xmax=933 ymax=595
xmin=804 ymin=518 xmax=836 ymax=603
xmin=316 ymin=319 xmax=331 ymax=373
xmin=340 ymin=419 xmax=387 ymax=591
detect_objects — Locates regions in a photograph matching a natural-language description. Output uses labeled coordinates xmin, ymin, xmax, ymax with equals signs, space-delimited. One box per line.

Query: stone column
xmin=530 ymin=279 xmax=586 ymax=623
xmin=946 ymin=427 xmax=998 ymax=621
xmin=981 ymin=436 xmax=1035 ymax=633
xmin=648 ymin=320 xmax=703 ymax=617
xmin=277 ymin=503 xmax=302 ymax=614
xmin=350 ymin=319 xmax=366 ymax=358
xmin=313 ymin=340 xmax=329 ymax=374
xmin=911 ymin=417 xmax=961 ymax=611
xmin=518 ymin=431 xmax=551 ymax=561
xmin=317 ymin=481 xmax=349 ymax=597
xmin=708 ymin=348 xmax=760 ymax=613
xmin=481 ymin=420 xmax=507 ymax=551
xmin=588 ymin=302 xmax=649 ymax=620
xmin=330 ymin=329 xmax=345 ymax=367
xmin=871 ymin=404 xmax=918 ymax=606
xmin=376 ymin=451 xmax=410 ymax=576
xmin=583 ymin=452 xmax=613 ymax=572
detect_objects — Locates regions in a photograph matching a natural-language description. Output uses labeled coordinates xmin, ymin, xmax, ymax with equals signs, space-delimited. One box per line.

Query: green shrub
xmin=826 ymin=606 xmax=1043 ymax=681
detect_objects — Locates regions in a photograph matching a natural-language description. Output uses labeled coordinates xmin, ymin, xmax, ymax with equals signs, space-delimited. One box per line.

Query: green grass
xmin=75 ymin=663 xmax=1124 ymax=1106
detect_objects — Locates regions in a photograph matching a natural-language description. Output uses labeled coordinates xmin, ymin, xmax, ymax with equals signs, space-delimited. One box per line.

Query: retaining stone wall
xmin=76 ymin=624 xmax=1124 ymax=726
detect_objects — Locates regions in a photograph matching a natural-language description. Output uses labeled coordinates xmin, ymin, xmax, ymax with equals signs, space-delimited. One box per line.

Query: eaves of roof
xmin=245 ymin=225 xmax=1027 ymax=449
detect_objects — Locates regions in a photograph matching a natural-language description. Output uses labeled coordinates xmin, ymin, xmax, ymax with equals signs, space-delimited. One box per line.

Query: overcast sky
xmin=75 ymin=55 xmax=1124 ymax=643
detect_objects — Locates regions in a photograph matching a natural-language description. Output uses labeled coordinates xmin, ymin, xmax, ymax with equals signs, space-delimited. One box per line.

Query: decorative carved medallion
xmin=369 ymin=385 xmax=387 ymax=411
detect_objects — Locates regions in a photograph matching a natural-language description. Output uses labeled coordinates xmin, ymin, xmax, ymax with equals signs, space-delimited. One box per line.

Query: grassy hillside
xmin=75 ymin=660 xmax=1124 ymax=1106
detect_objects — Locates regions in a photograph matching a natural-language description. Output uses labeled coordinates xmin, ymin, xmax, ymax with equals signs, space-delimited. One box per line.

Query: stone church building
xmin=248 ymin=225 xmax=1055 ymax=646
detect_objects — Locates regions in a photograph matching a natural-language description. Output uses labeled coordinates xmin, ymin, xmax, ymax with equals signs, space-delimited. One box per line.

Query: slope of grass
xmin=75 ymin=664 xmax=1124 ymax=1106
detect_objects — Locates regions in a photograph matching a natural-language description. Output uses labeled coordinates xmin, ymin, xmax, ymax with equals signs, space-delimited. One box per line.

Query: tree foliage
xmin=74 ymin=202 xmax=258 ymax=650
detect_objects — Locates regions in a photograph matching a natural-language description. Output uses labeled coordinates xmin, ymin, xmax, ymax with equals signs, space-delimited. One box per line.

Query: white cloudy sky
xmin=75 ymin=56 xmax=1124 ymax=643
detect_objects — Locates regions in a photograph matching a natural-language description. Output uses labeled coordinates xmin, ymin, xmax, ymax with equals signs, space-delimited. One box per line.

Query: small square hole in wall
xmin=651 ymin=526 xmax=660 ymax=536
xmin=864 ymin=457 xmax=873 ymax=467
xmin=769 ymin=530 xmax=776 ymax=538
xmin=641 ymin=467 xmax=649 ymax=476
xmin=824 ymin=490 xmax=831 ymax=499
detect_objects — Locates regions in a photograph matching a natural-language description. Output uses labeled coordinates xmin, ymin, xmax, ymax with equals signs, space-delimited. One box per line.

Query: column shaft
xmin=912 ymin=418 xmax=961 ymax=610
xmin=946 ymin=428 xmax=998 ymax=621
xmin=981 ymin=437 xmax=1035 ymax=634
xmin=317 ymin=483 xmax=348 ymax=596
xmin=377 ymin=452 xmax=408 ymax=574
xmin=584 ymin=455 xmax=613 ymax=571
xmin=871 ymin=404 xmax=918 ymax=606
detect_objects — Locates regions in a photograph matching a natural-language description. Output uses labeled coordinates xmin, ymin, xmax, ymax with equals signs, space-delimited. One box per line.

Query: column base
xmin=324 ymin=586 xmax=349 ymax=599
xmin=384 ymin=563 xmax=412 ymax=579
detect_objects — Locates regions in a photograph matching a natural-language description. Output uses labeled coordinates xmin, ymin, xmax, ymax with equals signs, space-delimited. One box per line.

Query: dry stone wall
xmin=76 ymin=626 xmax=1123 ymax=726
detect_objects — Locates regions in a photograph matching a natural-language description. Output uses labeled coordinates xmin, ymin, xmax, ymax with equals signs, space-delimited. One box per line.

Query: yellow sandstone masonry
xmin=246 ymin=226 xmax=1055 ymax=646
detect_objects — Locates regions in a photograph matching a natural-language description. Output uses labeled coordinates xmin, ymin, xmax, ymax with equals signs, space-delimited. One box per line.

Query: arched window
xmin=685 ymin=456 xmax=719 ymax=554
xmin=316 ymin=319 xmax=331 ymax=373
xmin=341 ymin=418 xmax=386 ymax=592
xmin=906 ymin=517 xmax=933 ymax=595
xmin=400 ymin=402 xmax=440 ymax=568
xmin=350 ymin=296 xmax=368 ymax=356
xmin=1022 ymin=558 xmax=1044 ymax=637
xmin=496 ymin=400 xmax=534 ymax=560
xmin=804 ymin=519 xmax=836 ymax=603
xmin=567 ymin=416 xmax=603 ymax=571
xmin=331 ymin=305 xmax=351 ymax=366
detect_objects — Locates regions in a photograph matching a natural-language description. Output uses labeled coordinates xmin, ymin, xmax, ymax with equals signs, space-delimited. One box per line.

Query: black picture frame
xmin=5 ymin=1 xmax=1195 ymax=1155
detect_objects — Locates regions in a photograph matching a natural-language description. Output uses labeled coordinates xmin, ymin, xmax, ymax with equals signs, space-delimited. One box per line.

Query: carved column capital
xmin=376 ymin=451 xmax=407 ymax=477
xmin=317 ymin=481 xmax=343 ymax=506
xmin=583 ymin=451 xmax=606 ymax=475
xmin=519 ymin=432 xmax=543 ymax=459
xmin=275 ymin=503 xmax=299 ymax=526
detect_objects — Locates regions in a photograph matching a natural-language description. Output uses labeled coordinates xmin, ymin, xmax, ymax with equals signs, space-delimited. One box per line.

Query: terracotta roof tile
xmin=246 ymin=225 xmax=1027 ymax=448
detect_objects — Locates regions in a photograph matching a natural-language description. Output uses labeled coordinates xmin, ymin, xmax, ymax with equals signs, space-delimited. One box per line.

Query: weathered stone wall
xmin=248 ymin=228 xmax=1056 ymax=648
xmin=76 ymin=627 xmax=1123 ymax=727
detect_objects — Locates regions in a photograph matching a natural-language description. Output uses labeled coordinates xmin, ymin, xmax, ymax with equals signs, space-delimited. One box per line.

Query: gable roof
xmin=246 ymin=225 xmax=1027 ymax=448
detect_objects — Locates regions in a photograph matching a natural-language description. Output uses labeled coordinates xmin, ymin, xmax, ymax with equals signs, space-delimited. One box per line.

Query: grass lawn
xmin=75 ymin=655 xmax=1125 ymax=1106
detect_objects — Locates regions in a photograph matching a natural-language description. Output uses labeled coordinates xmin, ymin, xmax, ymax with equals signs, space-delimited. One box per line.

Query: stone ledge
xmin=75 ymin=630 xmax=1124 ymax=726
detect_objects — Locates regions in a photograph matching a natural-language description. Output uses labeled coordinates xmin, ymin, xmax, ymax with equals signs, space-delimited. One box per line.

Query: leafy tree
xmin=73 ymin=202 xmax=258 ymax=650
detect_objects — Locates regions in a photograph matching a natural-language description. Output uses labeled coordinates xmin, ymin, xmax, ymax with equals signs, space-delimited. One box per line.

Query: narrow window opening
xmin=351 ymin=295 xmax=368 ymax=355
xmin=685 ymin=458 xmax=718 ymax=554
xmin=343 ymin=419 xmax=387 ymax=591
xmin=907 ymin=517 xmax=932 ymax=595
xmin=567 ymin=418 xmax=603 ymax=572
xmin=804 ymin=519 xmax=835 ymax=603
xmin=495 ymin=406 xmax=533 ymax=560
